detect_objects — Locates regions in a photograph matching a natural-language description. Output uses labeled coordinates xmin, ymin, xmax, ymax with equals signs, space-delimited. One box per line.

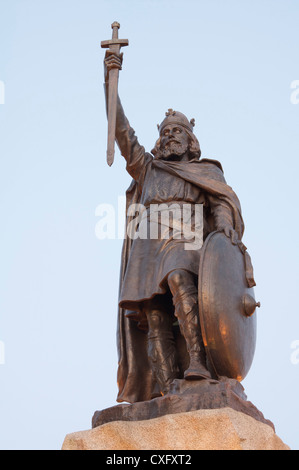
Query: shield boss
xmin=198 ymin=231 xmax=257 ymax=381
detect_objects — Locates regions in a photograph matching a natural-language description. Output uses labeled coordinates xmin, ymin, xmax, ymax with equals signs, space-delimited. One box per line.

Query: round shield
xmin=198 ymin=231 xmax=257 ymax=381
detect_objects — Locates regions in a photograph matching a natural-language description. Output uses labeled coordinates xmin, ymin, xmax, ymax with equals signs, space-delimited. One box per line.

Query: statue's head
xmin=151 ymin=109 xmax=201 ymax=161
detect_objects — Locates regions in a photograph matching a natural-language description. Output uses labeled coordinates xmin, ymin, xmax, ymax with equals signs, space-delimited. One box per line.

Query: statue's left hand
xmin=218 ymin=225 xmax=239 ymax=245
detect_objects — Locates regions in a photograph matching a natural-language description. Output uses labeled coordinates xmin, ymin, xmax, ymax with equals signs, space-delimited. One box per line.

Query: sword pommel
xmin=111 ymin=21 xmax=120 ymax=31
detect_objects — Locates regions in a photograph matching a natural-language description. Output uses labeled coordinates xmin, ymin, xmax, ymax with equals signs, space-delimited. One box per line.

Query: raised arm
xmin=104 ymin=51 xmax=151 ymax=182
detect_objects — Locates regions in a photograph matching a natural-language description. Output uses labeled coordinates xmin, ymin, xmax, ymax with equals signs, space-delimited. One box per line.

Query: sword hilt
xmin=101 ymin=22 xmax=129 ymax=52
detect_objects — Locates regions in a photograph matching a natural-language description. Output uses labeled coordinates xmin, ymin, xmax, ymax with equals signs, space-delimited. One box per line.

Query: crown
xmin=157 ymin=109 xmax=195 ymax=133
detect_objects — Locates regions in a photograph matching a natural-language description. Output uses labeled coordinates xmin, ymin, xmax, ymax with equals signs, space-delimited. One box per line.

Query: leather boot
xmin=173 ymin=292 xmax=211 ymax=380
xmin=146 ymin=309 xmax=179 ymax=395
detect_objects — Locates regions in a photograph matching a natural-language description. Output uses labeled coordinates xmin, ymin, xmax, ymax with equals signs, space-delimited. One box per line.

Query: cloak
xmin=116 ymin=157 xmax=244 ymax=404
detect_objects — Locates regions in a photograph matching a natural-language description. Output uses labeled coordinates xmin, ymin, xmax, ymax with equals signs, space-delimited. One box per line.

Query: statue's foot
xmin=184 ymin=357 xmax=212 ymax=381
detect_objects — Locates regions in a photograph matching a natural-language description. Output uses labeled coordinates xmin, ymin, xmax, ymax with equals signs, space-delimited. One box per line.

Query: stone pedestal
xmin=62 ymin=408 xmax=289 ymax=450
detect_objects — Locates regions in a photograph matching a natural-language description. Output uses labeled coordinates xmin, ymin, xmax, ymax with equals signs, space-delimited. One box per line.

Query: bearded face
xmin=159 ymin=124 xmax=190 ymax=160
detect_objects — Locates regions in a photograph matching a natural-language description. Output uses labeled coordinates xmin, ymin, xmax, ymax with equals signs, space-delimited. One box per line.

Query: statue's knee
xmin=146 ymin=310 xmax=163 ymax=330
xmin=168 ymin=269 xmax=186 ymax=292
xmin=146 ymin=309 xmax=170 ymax=331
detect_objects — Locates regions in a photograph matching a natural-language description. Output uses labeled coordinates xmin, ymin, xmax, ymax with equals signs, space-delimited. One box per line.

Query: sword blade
xmin=106 ymin=67 xmax=119 ymax=166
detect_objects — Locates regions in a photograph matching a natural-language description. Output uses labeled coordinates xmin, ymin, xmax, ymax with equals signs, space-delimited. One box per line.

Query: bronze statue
xmin=101 ymin=23 xmax=260 ymax=406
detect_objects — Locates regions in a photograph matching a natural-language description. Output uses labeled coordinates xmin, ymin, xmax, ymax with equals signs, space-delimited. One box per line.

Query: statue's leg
xmin=167 ymin=269 xmax=211 ymax=380
xmin=145 ymin=306 xmax=179 ymax=395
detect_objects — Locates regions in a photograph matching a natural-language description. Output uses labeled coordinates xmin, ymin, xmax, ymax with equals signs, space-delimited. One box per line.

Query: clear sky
xmin=0 ymin=0 xmax=298 ymax=450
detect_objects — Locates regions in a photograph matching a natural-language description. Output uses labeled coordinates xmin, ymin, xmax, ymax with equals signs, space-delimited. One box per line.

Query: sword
xmin=101 ymin=22 xmax=129 ymax=166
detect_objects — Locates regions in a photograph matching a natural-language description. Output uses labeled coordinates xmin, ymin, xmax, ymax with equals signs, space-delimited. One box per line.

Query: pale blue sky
xmin=0 ymin=0 xmax=299 ymax=450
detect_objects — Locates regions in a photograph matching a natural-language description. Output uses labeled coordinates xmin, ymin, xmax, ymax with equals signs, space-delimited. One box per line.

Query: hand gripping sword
xmin=101 ymin=22 xmax=129 ymax=166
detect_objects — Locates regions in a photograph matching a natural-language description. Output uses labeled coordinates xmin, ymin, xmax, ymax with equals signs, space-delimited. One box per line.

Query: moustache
xmin=165 ymin=139 xmax=180 ymax=146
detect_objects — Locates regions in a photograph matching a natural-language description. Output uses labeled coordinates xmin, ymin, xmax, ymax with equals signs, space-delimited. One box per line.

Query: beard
xmin=159 ymin=141 xmax=189 ymax=161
